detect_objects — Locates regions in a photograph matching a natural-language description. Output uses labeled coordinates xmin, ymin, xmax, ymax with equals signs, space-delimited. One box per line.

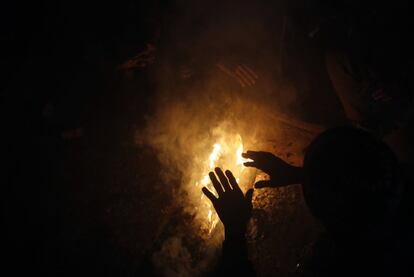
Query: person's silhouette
xmin=203 ymin=126 xmax=409 ymax=276
xmin=297 ymin=126 xmax=405 ymax=276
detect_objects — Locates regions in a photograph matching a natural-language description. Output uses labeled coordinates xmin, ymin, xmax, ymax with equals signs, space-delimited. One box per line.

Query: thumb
xmin=254 ymin=180 xmax=274 ymax=188
xmin=245 ymin=188 xmax=254 ymax=204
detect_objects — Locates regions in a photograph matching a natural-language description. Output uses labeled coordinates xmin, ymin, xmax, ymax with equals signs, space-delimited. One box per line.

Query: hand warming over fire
xmin=242 ymin=151 xmax=304 ymax=188
xmin=202 ymin=168 xmax=254 ymax=236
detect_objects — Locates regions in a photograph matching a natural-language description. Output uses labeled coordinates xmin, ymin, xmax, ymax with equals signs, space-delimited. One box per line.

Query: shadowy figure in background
xmin=203 ymin=126 xmax=411 ymax=276
xmin=310 ymin=7 xmax=414 ymax=172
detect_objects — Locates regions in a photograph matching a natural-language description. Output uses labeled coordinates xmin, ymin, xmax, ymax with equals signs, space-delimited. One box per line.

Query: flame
xmin=236 ymin=143 xmax=245 ymax=166
xmin=196 ymin=133 xmax=251 ymax=234
xmin=209 ymin=144 xmax=221 ymax=169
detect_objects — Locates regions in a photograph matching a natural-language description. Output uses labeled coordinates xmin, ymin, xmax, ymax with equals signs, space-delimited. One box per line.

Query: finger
xmin=216 ymin=64 xmax=246 ymax=87
xmin=234 ymin=67 xmax=250 ymax=86
xmin=216 ymin=63 xmax=235 ymax=77
xmin=245 ymin=188 xmax=254 ymax=204
xmin=235 ymin=67 xmax=252 ymax=86
xmin=202 ymin=187 xmax=218 ymax=204
xmin=243 ymin=151 xmax=271 ymax=162
xmin=241 ymin=152 xmax=250 ymax=158
xmin=225 ymin=170 xmax=242 ymax=193
xmin=243 ymin=161 xmax=258 ymax=167
xmin=236 ymin=66 xmax=254 ymax=85
xmin=242 ymin=65 xmax=259 ymax=79
xmin=254 ymin=180 xmax=274 ymax=188
xmin=242 ymin=150 xmax=262 ymax=159
xmin=215 ymin=167 xmax=231 ymax=192
xmin=238 ymin=65 xmax=256 ymax=85
xmin=209 ymin=172 xmax=224 ymax=196
xmin=235 ymin=76 xmax=246 ymax=87
xmin=234 ymin=73 xmax=247 ymax=87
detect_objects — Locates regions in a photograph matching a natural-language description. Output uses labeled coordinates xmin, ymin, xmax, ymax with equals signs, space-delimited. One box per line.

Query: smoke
xmin=135 ymin=1 xmax=301 ymax=275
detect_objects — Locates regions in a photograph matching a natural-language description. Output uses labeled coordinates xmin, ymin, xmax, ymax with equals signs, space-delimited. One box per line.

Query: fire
xmin=195 ymin=133 xmax=252 ymax=235
xmin=209 ymin=144 xmax=222 ymax=170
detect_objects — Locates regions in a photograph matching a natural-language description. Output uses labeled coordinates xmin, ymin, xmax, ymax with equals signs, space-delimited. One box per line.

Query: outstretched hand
xmin=216 ymin=63 xmax=258 ymax=88
xmin=202 ymin=168 xmax=253 ymax=236
xmin=242 ymin=150 xmax=303 ymax=188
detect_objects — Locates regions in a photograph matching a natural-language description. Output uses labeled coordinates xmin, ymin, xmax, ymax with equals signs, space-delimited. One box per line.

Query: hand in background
xmin=216 ymin=63 xmax=258 ymax=87
xmin=242 ymin=150 xmax=303 ymax=188
xmin=202 ymin=168 xmax=253 ymax=236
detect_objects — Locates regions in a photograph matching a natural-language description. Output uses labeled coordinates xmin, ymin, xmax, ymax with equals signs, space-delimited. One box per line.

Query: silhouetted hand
xmin=202 ymin=168 xmax=253 ymax=236
xmin=242 ymin=150 xmax=303 ymax=188
xmin=216 ymin=63 xmax=258 ymax=87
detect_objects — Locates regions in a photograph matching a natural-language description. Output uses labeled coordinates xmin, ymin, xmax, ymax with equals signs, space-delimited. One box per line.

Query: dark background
xmin=2 ymin=1 xmax=412 ymax=276
xmin=3 ymin=2 xmax=163 ymax=275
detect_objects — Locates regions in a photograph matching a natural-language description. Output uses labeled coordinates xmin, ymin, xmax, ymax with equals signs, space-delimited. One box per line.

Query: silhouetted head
xmin=303 ymin=126 xmax=400 ymax=239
